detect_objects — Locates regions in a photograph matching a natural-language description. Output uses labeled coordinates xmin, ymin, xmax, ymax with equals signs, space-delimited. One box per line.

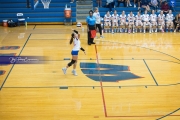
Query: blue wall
xmin=0 ymin=0 xmax=76 ymax=23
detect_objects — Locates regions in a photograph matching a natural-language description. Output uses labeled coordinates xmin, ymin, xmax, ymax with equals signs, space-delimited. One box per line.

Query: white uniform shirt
xmin=136 ymin=15 xmax=142 ymax=22
xmin=166 ymin=14 xmax=173 ymax=21
xmin=158 ymin=14 xmax=165 ymax=21
xmin=72 ymin=38 xmax=81 ymax=51
xmin=120 ymin=14 xmax=126 ymax=22
xmin=127 ymin=14 xmax=135 ymax=22
xmin=142 ymin=14 xmax=150 ymax=21
xmin=112 ymin=14 xmax=119 ymax=22
xmin=150 ymin=14 xmax=157 ymax=22
xmin=93 ymin=12 xmax=101 ymax=24
xmin=104 ymin=14 xmax=111 ymax=22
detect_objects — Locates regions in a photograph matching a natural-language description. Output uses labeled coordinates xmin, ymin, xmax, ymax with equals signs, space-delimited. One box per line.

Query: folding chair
xmin=17 ymin=13 xmax=26 ymax=26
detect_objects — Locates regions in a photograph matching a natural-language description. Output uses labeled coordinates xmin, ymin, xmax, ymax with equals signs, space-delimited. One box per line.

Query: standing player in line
xmin=127 ymin=11 xmax=135 ymax=33
xmin=104 ymin=11 xmax=112 ymax=33
xmin=135 ymin=11 xmax=143 ymax=33
xmin=158 ymin=11 xmax=165 ymax=32
xmin=165 ymin=10 xmax=174 ymax=32
xmin=150 ymin=10 xmax=157 ymax=33
xmin=111 ymin=10 xmax=119 ymax=33
xmin=62 ymin=30 xmax=86 ymax=76
xmin=142 ymin=10 xmax=151 ymax=33
xmin=119 ymin=11 xmax=127 ymax=33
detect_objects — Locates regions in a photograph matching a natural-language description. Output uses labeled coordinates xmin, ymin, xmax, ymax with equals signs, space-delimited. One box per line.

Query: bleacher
xmin=0 ymin=0 xmax=76 ymax=24
xmin=93 ymin=0 xmax=179 ymax=17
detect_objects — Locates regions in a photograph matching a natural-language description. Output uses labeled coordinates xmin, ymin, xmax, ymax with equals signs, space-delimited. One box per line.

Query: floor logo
xmin=80 ymin=62 xmax=143 ymax=82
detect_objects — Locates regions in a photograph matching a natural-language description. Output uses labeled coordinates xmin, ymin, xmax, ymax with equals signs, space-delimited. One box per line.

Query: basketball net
xmin=41 ymin=0 xmax=51 ymax=9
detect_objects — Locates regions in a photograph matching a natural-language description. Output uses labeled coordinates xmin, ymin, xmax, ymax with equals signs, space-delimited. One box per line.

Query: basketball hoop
xmin=41 ymin=0 xmax=51 ymax=9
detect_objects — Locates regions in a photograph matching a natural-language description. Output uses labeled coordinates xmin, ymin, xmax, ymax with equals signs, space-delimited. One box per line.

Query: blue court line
xmin=156 ymin=108 xmax=180 ymax=120
xmin=143 ymin=59 xmax=158 ymax=86
xmin=0 ymin=34 xmax=32 ymax=91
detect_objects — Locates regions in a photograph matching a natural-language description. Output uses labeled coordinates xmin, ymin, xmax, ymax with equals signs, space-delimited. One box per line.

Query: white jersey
xmin=142 ymin=14 xmax=150 ymax=21
xmin=72 ymin=38 xmax=81 ymax=51
xmin=119 ymin=14 xmax=126 ymax=22
xmin=166 ymin=14 xmax=173 ymax=21
xmin=93 ymin=12 xmax=101 ymax=24
xmin=150 ymin=14 xmax=157 ymax=22
xmin=136 ymin=15 xmax=142 ymax=22
xmin=104 ymin=14 xmax=111 ymax=22
xmin=158 ymin=14 xmax=165 ymax=21
xmin=111 ymin=14 xmax=119 ymax=22
xmin=127 ymin=14 xmax=135 ymax=22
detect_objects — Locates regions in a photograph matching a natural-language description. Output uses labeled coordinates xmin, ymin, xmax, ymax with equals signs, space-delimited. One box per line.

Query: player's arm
xmin=80 ymin=47 xmax=86 ymax=55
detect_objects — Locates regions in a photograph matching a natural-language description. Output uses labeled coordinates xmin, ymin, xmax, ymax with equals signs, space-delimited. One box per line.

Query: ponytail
xmin=69 ymin=33 xmax=74 ymax=45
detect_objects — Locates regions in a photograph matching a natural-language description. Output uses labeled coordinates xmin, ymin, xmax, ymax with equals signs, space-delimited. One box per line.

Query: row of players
xmin=103 ymin=10 xmax=174 ymax=33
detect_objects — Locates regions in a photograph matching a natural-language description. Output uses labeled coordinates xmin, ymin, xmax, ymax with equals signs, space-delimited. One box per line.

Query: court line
xmin=156 ymin=108 xmax=180 ymax=120
xmin=33 ymin=25 xmax=36 ymax=30
xmin=95 ymin=45 xmax=107 ymax=117
xmin=143 ymin=59 xmax=158 ymax=86
xmin=96 ymin=42 xmax=180 ymax=62
xmin=94 ymin=45 xmax=180 ymax=118
xmin=0 ymin=34 xmax=32 ymax=91
xmin=29 ymin=38 xmax=67 ymax=40
xmin=2 ymin=82 xmax=180 ymax=89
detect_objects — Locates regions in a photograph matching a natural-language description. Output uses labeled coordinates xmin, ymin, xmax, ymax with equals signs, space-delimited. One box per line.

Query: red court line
xmin=95 ymin=45 xmax=107 ymax=117
xmin=94 ymin=45 xmax=180 ymax=118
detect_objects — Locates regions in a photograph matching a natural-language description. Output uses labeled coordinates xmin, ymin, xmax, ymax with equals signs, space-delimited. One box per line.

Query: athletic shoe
xmin=72 ymin=70 xmax=77 ymax=76
xmin=100 ymin=35 xmax=104 ymax=38
xmin=62 ymin=68 xmax=67 ymax=74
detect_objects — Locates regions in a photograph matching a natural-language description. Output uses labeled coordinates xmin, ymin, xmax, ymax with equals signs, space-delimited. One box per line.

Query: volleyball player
xmin=150 ymin=10 xmax=157 ymax=32
xmin=158 ymin=11 xmax=165 ymax=32
xmin=142 ymin=10 xmax=151 ymax=33
xmin=165 ymin=10 xmax=174 ymax=32
xmin=127 ymin=11 xmax=135 ymax=33
xmin=104 ymin=11 xmax=112 ymax=33
xmin=62 ymin=30 xmax=86 ymax=76
xmin=135 ymin=11 xmax=143 ymax=33
xmin=119 ymin=11 xmax=127 ymax=33
xmin=111 ymin=10 xmax=119 ymax=33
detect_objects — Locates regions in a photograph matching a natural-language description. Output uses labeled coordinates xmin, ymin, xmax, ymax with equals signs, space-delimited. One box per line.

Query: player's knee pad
xmin=68 ymin=59 xmax=76 ymax=67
